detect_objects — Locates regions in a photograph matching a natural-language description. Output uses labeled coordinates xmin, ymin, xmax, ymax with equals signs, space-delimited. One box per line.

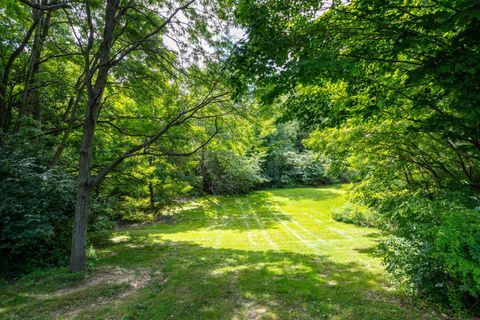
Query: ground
xmin=0 ymin=186 xmax=442 ymax=319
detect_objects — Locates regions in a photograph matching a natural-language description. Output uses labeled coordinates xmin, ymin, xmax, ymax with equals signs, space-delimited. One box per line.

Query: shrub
xmin=434 ymin=208 xmax=480 ymax=312
xmin=89 ymin=195 xmax=118 ymax=231
xmin=199 ymin=150 xmax=265 ymax=194
xmin=263 ymin=150 xmax=330 ymax=186
xmin=332 ymin=201 xmax=382 ymax=228
xmin=377 ymin=192 xmax=480 ymax=314
xmin=0 ymin=149 xmax=75 ymax=274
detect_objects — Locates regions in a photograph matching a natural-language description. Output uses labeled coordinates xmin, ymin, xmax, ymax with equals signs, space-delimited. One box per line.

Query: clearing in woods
xmin=0 ymin=186 xmax=440 ymax=319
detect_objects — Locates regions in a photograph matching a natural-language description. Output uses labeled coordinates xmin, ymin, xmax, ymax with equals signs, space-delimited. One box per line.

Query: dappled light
xmin=0 ymin=187 xmax=436 ymax=319
xmin=1 ymin=0 xmax=478 ymax=317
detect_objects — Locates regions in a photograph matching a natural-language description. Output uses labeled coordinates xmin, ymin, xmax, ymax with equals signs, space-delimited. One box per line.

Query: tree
xmin=229 ymin=0 xmax=480 ymax=311
xmin=1 ymin=0 xmax=236 ymax=273
xmin=230 ymin=0 xmax=480 ymax=190
xmin=66 ymin=0 xmax=235 ymax=272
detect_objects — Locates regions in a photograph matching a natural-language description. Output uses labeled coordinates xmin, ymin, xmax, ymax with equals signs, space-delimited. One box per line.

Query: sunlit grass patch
xmin=0 ymin=185 xmax=444 ymax=319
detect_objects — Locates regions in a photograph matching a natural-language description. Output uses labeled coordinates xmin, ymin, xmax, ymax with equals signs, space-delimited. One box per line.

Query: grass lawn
xmin=0 ymin=186 xmax=443 ymax=319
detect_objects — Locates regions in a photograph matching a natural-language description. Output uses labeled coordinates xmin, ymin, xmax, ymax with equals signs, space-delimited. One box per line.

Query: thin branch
xmin=109 ymin=0 xmax=196 ymax=67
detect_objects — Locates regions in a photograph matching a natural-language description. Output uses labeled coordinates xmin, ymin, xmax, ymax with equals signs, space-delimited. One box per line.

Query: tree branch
xmin=19 ymin=0 xmax=70 ymax=10
xmin=108 ymin=0 xmax=196 ymax=67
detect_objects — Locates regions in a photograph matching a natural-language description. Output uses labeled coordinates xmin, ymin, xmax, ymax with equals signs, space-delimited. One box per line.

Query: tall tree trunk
xmin=68 ymin=0 xmax=197 ymax=273
xmin=0 ymin=18 xmax=39 ymax=132
xmin=149 ymin=182 xmax=156 ymax=212
xmin=16 ymin=9 xmax=51 ymax=131
xmin=69 ymin=0 xmax=119 ymax=273
xmin=30 ymin=10 xmax=52 ymax=125
xmin=69 ymin=97 xmax=97 ymax=272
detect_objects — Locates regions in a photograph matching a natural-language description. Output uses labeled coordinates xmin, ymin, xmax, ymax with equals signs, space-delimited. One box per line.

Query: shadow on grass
xmin=98 ymin=187 xmax=344 ymax=238
xmin=354 ymin=245 xmax=383 ymax=258
xmin=261 ymin=186 xmax=345 ymax=202
xmin=1 ymin=187 xmax=434 ymax=319
xmin=1 ymin=235 xmax=429 ymax=320
xmin=365 ymin=232 xmax=384 ymax=239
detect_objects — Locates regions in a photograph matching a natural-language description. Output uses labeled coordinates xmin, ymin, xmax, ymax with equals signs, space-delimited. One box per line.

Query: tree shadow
xmin=254 ymin=186 xmax=344 ymax=203
xmin=1 ymin=237 xmax=429 ymax=319
xmin=0 ymin=186 xmax=442 ymax=319
xmin=365 ymin=232 xmax=384 ymax=239
xmin=354 ymin=245 xmax=383 ymax=258
xmin=95 ymin=187 xmax=344 ymax=239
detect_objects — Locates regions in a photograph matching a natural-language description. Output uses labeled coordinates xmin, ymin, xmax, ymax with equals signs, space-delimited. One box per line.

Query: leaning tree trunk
xmin=16 ymin=9 xmax=44 ymax=132
xmin=29 ymin=11 xmax=52 ymax=125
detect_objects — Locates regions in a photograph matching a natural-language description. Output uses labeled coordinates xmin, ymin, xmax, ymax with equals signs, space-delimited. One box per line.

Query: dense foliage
xmin=378 ymin=191 xmax=480 ymax=312
xmin=230 ymin=0 xmax=480 ymax=314
xmin=331 ymin=201 xmax=380 ymax=228
xmin=0 ymin=137 xmax=74 ymax=273
xmin=257 ymin=121 xmax=333 ymax=187
xmin=199 ymin=149 xmax=265 ymax=194
xmin=197 ymin=120 xmax=334 ymax=195
xmin=0 ymin=0 xmax=331 ymax=273
xmin=1 ymin=0 xmax=478 ymax=315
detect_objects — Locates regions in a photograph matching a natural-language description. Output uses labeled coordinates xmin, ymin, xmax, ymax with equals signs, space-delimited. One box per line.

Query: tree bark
xmin=149 ymin=182 xmax=156 ymax=211
xmin=69 ymin=0 xmax=119 ymax=273
xmin=70 ymin=183 xmax=92 ymax=273
xmin=69 ymin=101 xmax=97 ymax=271
xmin=0 ymin=18 xmax=39 ymax=132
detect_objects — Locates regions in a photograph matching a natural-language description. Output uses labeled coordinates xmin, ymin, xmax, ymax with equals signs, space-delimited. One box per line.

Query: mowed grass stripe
xmin=299 ymin=210 xmax=353 ymax=240
xmin=212 ymin=201 xmax=227 ymax=248
xmin=245 ymin=204 xmax=280 ymax=251
xmin=267 ymin=206 xmax=322 ymax=253
xmin=277 ymin=194 xmax=350 ymax=241
xmin=0 ymin=186 xmax=441 ymax=320
xmin=214 ymin=198 xmax=247 ymax=250
xmin=238 ymin=199 xmax=280 ymax=252
xmin=240 ymin=208 xmax=257 ymax=250
xmin=273 ymin=205 xmax=328 ymax=245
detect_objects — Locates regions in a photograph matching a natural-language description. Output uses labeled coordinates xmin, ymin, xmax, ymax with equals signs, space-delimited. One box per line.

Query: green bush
xmin=263 ymin=150 xmax=330 ymax=186
xmin=377 ymin=192 xmax=480 ymax=314
xmin=89 ymin=195 xmax=118 ymax=231
xmin=435 ymin=208 xmax=480 ymax=312
xmin=0 ymin=147 xmax=75 ymax=273
xmin=199 ymin=150 xmax=265 ymax=194
xmin=332 ymin=201 xmax=381 ymax=228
